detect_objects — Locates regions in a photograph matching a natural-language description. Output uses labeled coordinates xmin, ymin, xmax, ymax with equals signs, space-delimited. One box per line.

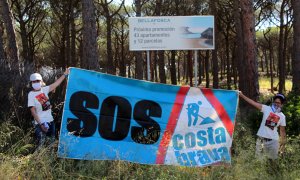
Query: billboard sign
xmin=129 ymin=16 xmax=214 ymax=51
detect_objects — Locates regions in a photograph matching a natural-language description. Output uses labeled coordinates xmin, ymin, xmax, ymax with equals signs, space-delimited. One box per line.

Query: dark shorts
xmin=35 ymin=121 xmax=55 ymax=145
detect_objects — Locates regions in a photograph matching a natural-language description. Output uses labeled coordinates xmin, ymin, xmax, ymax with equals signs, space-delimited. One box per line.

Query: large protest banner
xmin=58 ymin=68 xmax=239 ymax=167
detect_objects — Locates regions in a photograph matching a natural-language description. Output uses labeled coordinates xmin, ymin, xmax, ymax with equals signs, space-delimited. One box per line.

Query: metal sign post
xmin=147 ymin=50 xmax=150 ymax=81
xmin=194 ymin=50 xmax=198 ymax=87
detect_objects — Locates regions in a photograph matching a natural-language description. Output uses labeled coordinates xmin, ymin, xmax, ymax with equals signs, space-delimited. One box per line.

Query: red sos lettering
xmin=67 ymin=91 xmax=161 ymax=144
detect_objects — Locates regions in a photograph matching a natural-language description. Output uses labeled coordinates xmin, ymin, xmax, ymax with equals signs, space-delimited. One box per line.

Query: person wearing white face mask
xmin=239 ymin=92 xmax=286 ymax=160
xmin=28 ymin=68 xmax=69 ymax=148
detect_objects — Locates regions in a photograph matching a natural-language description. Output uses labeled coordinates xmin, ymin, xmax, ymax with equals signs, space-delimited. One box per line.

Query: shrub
xmin=0 ymin=121 xmax=35 ymax=155
xmin=282 ymin=93 xmax=300 ymax=136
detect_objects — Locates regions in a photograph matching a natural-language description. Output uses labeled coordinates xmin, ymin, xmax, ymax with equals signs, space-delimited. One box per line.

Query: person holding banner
xmin=28 ymin=68 xmax=69 ymax=149
xmin=239 ymin=92 xmax=286 ymax=159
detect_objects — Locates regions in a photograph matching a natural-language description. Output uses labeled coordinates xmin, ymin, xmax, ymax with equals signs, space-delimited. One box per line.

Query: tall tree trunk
xmin=99 ymin=0 xmax=124 ymax=73
xmin=66 ymin=11 xmax=71 ymax=68
xmin=134 ymin=0 xmax=143 ymax=80
xmin=233 ymin=0 xmax=245 ymax=92
xmin=119 ymin=22 xmax=126 ymax=77
xmin=170 ymin=51 xmax=177 ymax=85
xmin=210 ymin=0 xmax=219 ymax=88
xmin=198 ymin=53 xmax=202 ymax=85
xmin=114 ymin=35 xmax=119 ymax=74
xmin=0 ymin=0 xmax=19 ymax=63
xmin=240 ymin=0 xmax=259 ymax=100
xmin=260 ymin=54 xmax=264 ymax=73
xmin=143 ymin=57 xmax=147 ymax=80
xmin=127 ymin=63 xmax=131 ymax=78
xmin=177 ymin=56 xmax=180 ymax=83
xmin=278 ymin=0 xmax=288 ymax=93
xmin=82 ymin=0 xmax=99 ymax=70
xmin=154 ymin=51 xmax=158 ymax=82
xmin=62 ymin=13 xmax=70 ymax=68
xmin=212 ymin=41 xmax=218 ymax=88
xmin=71 ymin=12 xmax=77 ymax=67
xmin=292 ymin=0 xmax=300 ymax=94
xmin=225 ymin=28 xmax=231 ymax=90
xmin=269 ymin=49 xmax=274 ymax=93
xmin=220 ymin=53 xmax=224 ymax=81
xmin=282 ymin=22 xmax=290 ymax=88
xmin=264 ymin=49 xmax=269 ymax=76
xmin=287 ymin=51 xmax=291 ymax=75
xmin=0 ymin=22 xmax=5 ymax=60
xmin=19 ymin=20 xmax=30 ymax=62
xmin=155 ymin=0 xmax=166 ymax=83
xmin=99 ymin=0 xmax=123 ymax=74
xmin=205 ymin=51 xmax=210 ymax=88
xmin=187 ymin=51 xmax=193 ymax=86
xmin=106 ymin=16 xmax=115 ymax=74
xmin=150 ymin=51 xmax=154 ymax=81
xmin=232 ymin=45 xmax=238 ymax=89
xmin=158 ymin=51 xmax=166 ymax=83
xmin=184 ymin=54 xmax=187 ymax=83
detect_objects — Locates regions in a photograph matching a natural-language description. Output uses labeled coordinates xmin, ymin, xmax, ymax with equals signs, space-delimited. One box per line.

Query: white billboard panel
xmin=129 ymin=16 xmax=214 ymax=51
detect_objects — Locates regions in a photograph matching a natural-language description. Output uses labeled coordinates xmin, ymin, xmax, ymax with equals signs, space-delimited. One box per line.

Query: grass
xmin=174 ymin=75 xmax=293 ymax=94
xmin=259 ymin=77 xmax=292 ymax=93
xmin=1 ymin=114 xmax=300 ymax=179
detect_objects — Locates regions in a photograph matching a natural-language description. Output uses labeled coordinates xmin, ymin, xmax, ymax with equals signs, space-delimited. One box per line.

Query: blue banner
xmin=58 ymin=68 xmax=238 ymax=167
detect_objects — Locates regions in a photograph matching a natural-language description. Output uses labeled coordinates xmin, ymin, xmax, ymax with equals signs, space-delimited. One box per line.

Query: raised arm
xmin=49 ymin=68 xmax=69 ymax=92
xmin=239 ymin=91 xmax=262 ymax=111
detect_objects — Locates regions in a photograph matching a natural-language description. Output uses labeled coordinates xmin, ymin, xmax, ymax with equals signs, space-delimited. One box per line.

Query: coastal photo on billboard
xmin=129 ymin=16 xmax=214 ymax=51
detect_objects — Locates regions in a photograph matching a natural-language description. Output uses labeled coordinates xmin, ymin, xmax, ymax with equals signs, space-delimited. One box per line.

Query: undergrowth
xmin=1 ymin=114 xmax=300 ymax=180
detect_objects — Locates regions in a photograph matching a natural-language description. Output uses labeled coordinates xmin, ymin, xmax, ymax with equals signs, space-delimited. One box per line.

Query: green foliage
xmin=0 ymin=121 xmax=35 ymax=155
xmin=282 ymin=93 xmax=300 ymax=136
xmin=0 ymin=121 xmax=24 ymax=153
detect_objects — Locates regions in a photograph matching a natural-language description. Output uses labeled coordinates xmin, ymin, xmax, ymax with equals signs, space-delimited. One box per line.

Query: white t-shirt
xmin=256 ymin=104 xmax=286 ymax=140
xmin=28 ymin=86 xmax=54 ymax=124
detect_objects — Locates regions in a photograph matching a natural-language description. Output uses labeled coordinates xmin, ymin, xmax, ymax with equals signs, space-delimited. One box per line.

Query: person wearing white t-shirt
xmin=239 ymin=92 xmax=286 ymax=159
xmin=28 ymin=68 xmax=69 ymax=148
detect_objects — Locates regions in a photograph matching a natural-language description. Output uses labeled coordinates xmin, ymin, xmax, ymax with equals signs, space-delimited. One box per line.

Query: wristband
xmin=64 ymin=74 xmax=68 ymax=77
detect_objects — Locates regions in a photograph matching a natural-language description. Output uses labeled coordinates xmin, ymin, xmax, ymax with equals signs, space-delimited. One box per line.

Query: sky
xmin=114 ymin=0 xmax=133 ymax=6
xmin=125 ymin=0 xmax=133 ymax=5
